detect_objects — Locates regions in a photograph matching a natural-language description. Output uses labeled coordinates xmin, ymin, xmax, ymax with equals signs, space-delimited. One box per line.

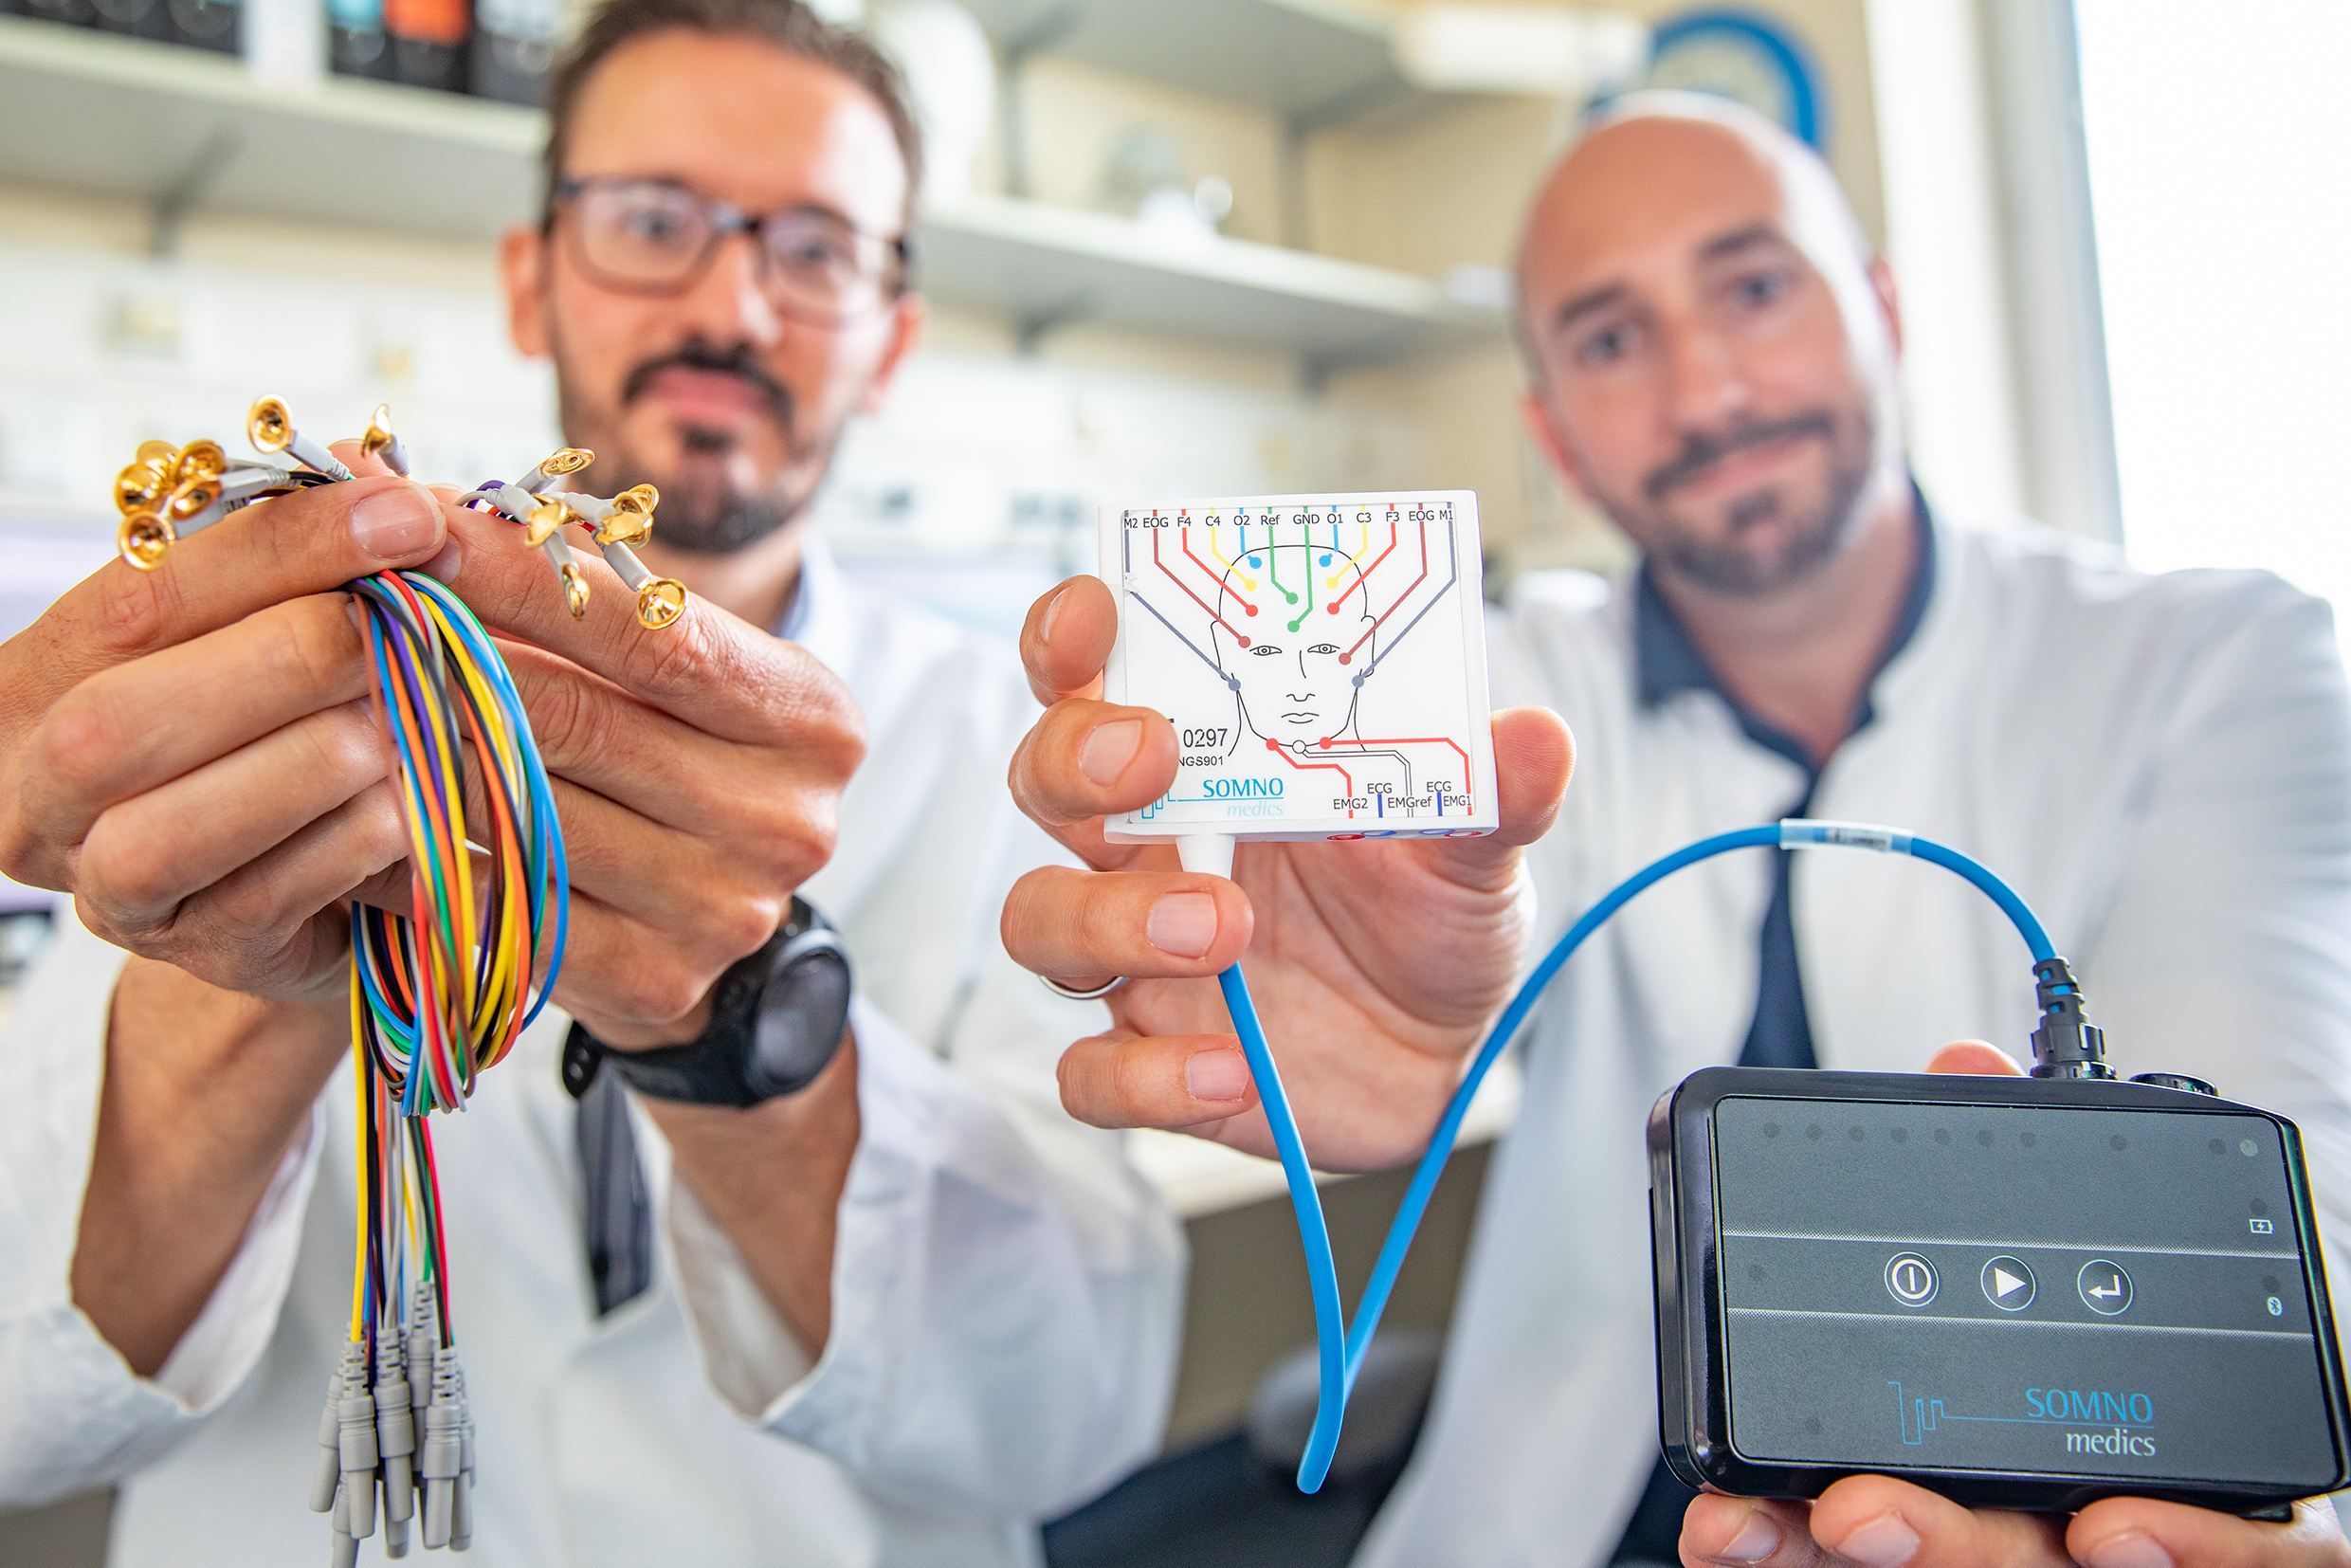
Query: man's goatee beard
xmin=633 ymin=471 xmax=803 ymax=556
xmin=1625 ymin=403 xmax=1877 ymax=598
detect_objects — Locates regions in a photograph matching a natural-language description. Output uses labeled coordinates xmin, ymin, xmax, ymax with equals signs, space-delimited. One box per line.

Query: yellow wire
xmin=442 ymin=630 xmax=527 ymax=1059
xmin=1326 ymin=516 xmax=1373 ymax=591
xmin=349 ymin=972 xmax=368 ymax=1345
xmin=1208 ymin=517 xmax=1258 ymax=592
xmin=419 ymin=615 xmax=477 ymax=1058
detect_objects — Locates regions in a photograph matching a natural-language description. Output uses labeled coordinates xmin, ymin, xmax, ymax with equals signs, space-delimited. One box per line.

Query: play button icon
xmin=1980 ymin=1256 xmax=2036 ymax=1311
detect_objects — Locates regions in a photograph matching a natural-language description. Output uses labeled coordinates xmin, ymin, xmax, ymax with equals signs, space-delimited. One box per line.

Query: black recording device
xmin=1649 ymin=961 xmax=2351 ymax=1516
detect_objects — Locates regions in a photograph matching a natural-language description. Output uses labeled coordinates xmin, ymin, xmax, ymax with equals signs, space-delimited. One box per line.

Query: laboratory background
xmin=0 ymin=0 xmax=2344 ymax=1561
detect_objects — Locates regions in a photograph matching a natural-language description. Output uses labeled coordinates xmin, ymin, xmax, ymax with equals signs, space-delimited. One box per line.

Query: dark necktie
xmin=576 ymin=1067 xmax=653 ymax=1315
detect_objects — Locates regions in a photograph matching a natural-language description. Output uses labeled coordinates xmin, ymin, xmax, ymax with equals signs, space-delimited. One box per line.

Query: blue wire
xmin=1904 ymin=836 xmax=2054 ymax=962
xmin=1216 ymin=969 xmax=1348 ymax=1488
xmin=402 ymin=571 xmax=572 ymax=1022
xmin=1216 ymin=821 xmax=2053 ymax=1492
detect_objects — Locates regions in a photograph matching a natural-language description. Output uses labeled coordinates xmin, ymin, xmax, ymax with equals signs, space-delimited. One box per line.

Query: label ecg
xmin=1102 ymin=490 xmax=1500 ymax=844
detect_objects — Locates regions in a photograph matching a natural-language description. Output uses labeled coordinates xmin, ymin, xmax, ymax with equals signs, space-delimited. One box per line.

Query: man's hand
xmin=410 ymin=472 xmax=867 ymax=1358
xmin=417 ymin=490 xmax=865 ymax=1048
xmin=1681 ymin=1474 xmax=2344 ymax=1568
xmin=1001 ymin=574 xmax=1575 ymax=1169
xmin=1681 ymin=1044 xmax=2349 ymax=1568
xmin=0 ymin=465 xmax=448 ymax=1002
xmin=0 ymin=458 xmax=452 ymax=1372
xmin=1 ymin=443 xmax=864 ymax=1372
xmin=416 ymin=478 xmax=871 ymax=1356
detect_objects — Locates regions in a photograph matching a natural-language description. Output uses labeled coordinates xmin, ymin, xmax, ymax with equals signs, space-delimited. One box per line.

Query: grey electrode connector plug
xmin=420 ymin=1346 xmax=464 ymax=1550
xmin=329 ymin=1449 xmax=360 ymax=1568
xmin=408 ymin=1284 xmax=435 ymax=1429
xmin=452 ymin=1356 xmax=477 ymax=1551
xmin=374 ymin=1322 xmax=416 ymax=1525
xmin=452 ymin=1469 xmax=475 ymax=1551
xmin=310 ymin=1368 xmax=343 ymax=1513
xmin=335 ymin=1340 xmax=380 ymax=1540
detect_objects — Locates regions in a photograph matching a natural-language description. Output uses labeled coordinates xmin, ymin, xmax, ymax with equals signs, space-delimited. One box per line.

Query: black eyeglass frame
xmin=546 ymin=174 xmax=918 ymax=320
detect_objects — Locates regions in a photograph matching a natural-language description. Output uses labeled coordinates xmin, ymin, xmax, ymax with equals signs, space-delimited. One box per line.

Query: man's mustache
xmin=1643 ymin=411 xmax=1836 ymax=501
xmin=619 ymin=339 xmax=793 ymax=431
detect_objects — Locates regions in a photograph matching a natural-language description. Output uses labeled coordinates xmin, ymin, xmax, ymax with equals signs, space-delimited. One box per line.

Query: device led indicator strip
xmin=1205 ymin=819 xmax=2064 ymax=1493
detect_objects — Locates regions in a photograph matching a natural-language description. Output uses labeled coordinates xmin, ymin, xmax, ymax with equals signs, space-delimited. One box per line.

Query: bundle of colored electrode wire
xmin=109 ymin=400 xmax=671 ymax=1562
xmin=321 ymin=567 xmax=569 ymax=1559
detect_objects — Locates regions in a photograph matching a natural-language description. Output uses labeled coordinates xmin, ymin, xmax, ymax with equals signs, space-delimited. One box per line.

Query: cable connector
xmin=2029 ymin=957 xmax=2112 ymax=1079
xmin=407 ymin=1284 xmax=436 ymax=1431
xmin=309 ymin=1368 xmax=344 ymax=1513
xmin=452 ymin=1358 xmax=477 ymax=1551
xmin=374 ymin=1322 xmax=416 ymax=1527
xmin=329 ymin=1509 xmax=360 ymax=1568
xmin=420 ymin=1346 xmax=464 ymax=1551
xmin=334 ymin=1340 xmax=380 ymax=1541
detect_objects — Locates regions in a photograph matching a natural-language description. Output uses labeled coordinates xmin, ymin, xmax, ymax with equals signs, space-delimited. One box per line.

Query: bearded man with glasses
xmin=0 ymin=1 xmax=1178 ymax=1563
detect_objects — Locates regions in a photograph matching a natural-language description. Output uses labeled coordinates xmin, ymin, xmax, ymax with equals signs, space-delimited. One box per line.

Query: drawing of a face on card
xmin=1100 ymin=490 xmax=1500 ymax=844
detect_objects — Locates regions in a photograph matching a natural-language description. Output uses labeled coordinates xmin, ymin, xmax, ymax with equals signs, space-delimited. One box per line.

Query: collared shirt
xmin=1631 ymin=489 xmax=1939 ymax=1072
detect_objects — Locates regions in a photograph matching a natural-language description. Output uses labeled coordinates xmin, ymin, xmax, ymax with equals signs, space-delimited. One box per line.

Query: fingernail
xmin=1146 ymin=892 xmax=1217 ymax=957
xmin=1039 ymin=582 xmax=1073 ymax=645
xmin=1080 ymin=719 xmax=1142 ymax=785
xmin=421 ymin=538 xmax=463 ymax=584
xmin=1185 ymin=1049 xmax=1249 ymax=1102
xmin=1711 ymin=1509 xmax=1780 ymax=1564
xmin=350 ymin=481 xmax=443 ymax=560
xmin=1832 ymin=1512 xmax=1921 ymax=1568
xmin=2085 ymin=1534 xmax=2175 ymax=1568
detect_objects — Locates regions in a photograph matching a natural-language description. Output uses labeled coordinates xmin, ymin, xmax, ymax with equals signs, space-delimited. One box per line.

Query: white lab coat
xmin=0 ymin=534 xmax=1184 ymax=1567
xmin=1359 ymin=516 xmax=2351 ymax=1566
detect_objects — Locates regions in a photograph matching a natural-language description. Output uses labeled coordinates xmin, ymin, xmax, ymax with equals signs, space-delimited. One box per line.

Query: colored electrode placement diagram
xmin=1101 ymin=490 xmax=1500 ymax=844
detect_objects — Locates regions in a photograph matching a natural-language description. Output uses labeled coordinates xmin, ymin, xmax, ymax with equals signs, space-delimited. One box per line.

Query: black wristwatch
xmin=560 ymin=898 xmax=852 ymax=1107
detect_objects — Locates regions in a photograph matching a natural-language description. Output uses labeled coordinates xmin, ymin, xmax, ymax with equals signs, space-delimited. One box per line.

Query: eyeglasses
xmin=551 ymin=175 xmax=913 ymax=325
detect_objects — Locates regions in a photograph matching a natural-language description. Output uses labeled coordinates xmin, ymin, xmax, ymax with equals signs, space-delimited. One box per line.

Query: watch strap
xmin=561 ymin=899 xmax=850 ymax=1107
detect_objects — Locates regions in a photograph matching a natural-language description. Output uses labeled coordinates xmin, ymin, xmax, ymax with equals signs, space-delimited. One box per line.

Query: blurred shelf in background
xmin=923 ymin=193 xmax=1499 ymax=372
xmin=0 ymin=15 xmax=539 ymax=241
xmin=958 ymin=0 xmax=1432 ymax=128
xmin=0 ymin=13 xmax=1502 ymax=368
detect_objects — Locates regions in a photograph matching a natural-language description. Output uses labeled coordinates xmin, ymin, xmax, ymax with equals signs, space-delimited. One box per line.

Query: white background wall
xmin=2076 ymin=0 xmax=2351 ymax=611
xmin=1865 ymin=0 xmax=2029 ymax=527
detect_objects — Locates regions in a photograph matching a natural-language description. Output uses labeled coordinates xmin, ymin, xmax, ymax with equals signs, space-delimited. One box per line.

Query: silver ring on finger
xmin=1039 ymin=972 xmax=1128 ymax=1003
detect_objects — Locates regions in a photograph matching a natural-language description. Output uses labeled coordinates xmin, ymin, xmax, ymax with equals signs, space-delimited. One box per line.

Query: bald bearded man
xmin=1000 ymin=93 xmax=2351 ymax=1567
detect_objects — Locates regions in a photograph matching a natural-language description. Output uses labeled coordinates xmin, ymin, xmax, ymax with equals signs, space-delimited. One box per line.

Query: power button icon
xmin=1886 ymin=1252 xmax=1939 ymax=1307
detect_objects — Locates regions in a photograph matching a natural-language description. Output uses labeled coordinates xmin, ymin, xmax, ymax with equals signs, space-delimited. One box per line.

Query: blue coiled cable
xmin=1214 ymin=819 xmax=2055 ymax=1492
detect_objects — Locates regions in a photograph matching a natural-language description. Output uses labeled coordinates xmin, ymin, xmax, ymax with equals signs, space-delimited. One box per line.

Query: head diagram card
xmin=1101 ymin=490 xmax=1500 ymax=844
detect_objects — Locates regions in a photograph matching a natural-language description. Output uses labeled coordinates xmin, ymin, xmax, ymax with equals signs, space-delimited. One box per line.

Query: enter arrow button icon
xmin=2077 ymin=1259 xmax=2134 ymax=1316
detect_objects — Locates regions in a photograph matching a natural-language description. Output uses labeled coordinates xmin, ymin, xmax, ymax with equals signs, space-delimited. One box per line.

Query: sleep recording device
xmin=1649 ymin=1057 xmax=2351 ymax=1515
